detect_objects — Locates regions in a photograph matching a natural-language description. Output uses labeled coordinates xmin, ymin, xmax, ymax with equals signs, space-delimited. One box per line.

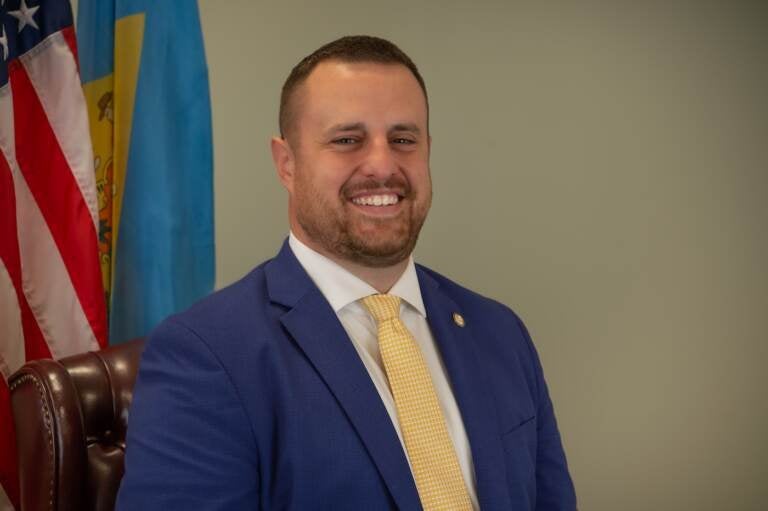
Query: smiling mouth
xmin=351 ymin=193 xmax=401 ymax=207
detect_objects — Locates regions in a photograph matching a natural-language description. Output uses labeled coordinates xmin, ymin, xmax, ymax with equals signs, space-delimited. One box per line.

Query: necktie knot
xmin=362 ymin=294 xmax=401 ymax=324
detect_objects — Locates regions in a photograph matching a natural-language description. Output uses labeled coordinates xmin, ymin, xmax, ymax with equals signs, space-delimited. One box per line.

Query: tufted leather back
xmin=9 ymin=339 xmax=144 ymax=511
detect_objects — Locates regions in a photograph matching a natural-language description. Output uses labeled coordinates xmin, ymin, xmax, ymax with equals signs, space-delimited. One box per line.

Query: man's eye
xmin=392 ymin=138 xmax=416 ymax=145
xmin=333 ymin=137 xmax=358 ymax=145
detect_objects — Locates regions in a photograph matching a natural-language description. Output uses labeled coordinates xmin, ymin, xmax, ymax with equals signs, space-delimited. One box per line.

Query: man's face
xmin=278 ymin=60 xmax=431 ymax=268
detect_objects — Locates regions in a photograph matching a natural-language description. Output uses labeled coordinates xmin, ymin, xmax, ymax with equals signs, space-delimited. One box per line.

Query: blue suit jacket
xmin=117 ymin=241 xmax=576 ymax=510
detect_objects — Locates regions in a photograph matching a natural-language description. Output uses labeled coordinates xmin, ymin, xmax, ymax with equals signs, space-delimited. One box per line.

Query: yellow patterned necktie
xmin=362 ymin=294 xmax=473 ymax=511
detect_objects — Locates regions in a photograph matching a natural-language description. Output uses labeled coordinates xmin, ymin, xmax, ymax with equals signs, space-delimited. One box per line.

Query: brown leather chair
xmin=9 ymin=339 xmax=145 ymax=511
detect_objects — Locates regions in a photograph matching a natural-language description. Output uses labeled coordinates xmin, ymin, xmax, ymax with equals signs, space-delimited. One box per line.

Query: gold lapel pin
xmin=452 ymin=312 xmax=465 ymax=327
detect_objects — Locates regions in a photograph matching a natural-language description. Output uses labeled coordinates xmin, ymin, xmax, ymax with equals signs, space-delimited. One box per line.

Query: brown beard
xmin=295 ymin=175 xmax=431 ymax=267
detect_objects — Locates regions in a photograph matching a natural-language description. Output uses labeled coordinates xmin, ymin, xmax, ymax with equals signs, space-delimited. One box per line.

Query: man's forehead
xmin=307 ymin=59 xmax=415 ymax=84
xmin=296 ymin=60 xmax=425 ymax=108
xmin=286 ymin=59 xmax=428 ymax=142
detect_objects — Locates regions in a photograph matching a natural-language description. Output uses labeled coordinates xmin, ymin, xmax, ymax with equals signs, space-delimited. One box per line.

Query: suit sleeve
xmin=515 ymin=316 xmax=578 ymax=511
xmin=116 ymin=318 xmax=260 ymax=510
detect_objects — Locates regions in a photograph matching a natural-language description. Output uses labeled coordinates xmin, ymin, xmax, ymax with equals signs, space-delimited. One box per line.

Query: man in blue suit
xmin=117 ymin=36 xmax=576 ymax=510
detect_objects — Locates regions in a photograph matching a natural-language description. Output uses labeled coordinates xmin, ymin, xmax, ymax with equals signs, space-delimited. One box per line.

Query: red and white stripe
xmin=0 ymin=27 xmax=107 ymax=511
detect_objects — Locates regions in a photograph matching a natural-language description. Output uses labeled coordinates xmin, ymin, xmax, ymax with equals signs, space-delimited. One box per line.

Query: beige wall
xmin=198 ymin=1 xmax=768 ymax=509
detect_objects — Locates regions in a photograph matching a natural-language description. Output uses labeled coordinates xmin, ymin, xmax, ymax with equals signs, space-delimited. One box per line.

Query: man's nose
xmin=360 ymin=138 xmax=397 ymax=181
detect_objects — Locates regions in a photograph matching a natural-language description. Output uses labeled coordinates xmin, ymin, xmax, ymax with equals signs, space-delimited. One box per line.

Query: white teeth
xmin=352 ymin=194 xmax=399 ymax=206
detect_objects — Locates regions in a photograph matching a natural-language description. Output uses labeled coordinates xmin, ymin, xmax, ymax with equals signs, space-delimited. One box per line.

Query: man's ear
xmin=271 ymin=136 xmax=296 ymax=193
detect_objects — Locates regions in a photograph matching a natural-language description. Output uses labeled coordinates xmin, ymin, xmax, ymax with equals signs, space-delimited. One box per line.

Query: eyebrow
xmin=323 ymin=123 xmax=365 ymax=136
xmin=390 ymin=123 xmax=421 ymax=135
xmin=322 ymin=122 xmax=422 ymax=137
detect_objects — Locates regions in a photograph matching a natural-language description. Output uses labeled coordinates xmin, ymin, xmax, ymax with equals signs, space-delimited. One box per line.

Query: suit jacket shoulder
xmin=416 ymin=263 xmax=542 ymax=386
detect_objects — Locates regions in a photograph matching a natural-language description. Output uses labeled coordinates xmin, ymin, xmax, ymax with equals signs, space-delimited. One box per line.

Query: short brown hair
xmin=279 ymin=35 xmax=428 ymax=139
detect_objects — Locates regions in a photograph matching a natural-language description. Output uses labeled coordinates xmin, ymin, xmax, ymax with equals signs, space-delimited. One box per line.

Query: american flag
xmin=0 ymin=0 xmax=108 ymax=508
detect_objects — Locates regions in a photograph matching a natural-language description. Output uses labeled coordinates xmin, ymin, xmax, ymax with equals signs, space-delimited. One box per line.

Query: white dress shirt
xmin=288 ymin=233 xmax=479 ymax=509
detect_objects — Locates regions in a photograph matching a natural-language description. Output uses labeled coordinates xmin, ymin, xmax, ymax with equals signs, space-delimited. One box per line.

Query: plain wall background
xmin=117 ymin=1 xmax=768 ymax=509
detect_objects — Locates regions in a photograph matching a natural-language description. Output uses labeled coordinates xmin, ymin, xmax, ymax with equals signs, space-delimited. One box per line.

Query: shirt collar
xmin=288 ymin=232 xmax=427 ymax=317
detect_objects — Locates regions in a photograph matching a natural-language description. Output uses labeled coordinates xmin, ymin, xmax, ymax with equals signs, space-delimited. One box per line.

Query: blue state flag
xmin=77 ymin=0 xmax=215 ymax=343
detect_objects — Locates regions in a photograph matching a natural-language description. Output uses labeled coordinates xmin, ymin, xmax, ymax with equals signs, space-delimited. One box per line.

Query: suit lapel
xmin=266 ymin=242 xmax=421 ymax=510
xmin=418 ymin=268 xmax=513 ymax=511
